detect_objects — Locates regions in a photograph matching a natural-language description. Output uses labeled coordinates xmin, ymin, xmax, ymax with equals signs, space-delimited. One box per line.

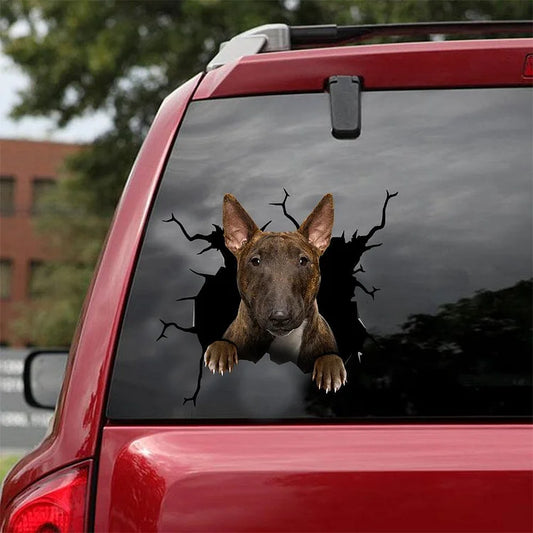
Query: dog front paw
xmin=312 ymin=354 xmax=347 ymax=393
xmin=204 ymin=340 xmax=238 ymax=375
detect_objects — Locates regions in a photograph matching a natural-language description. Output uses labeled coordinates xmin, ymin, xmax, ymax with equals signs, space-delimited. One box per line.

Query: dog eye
xmin=250 ymin=257 xmax=261 ymax=266
xmin=299 ymin=256 xmax=309 ymax=266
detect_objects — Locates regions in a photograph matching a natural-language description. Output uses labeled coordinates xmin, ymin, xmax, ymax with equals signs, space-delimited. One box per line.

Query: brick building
xmin=0 ymin=139 xmax=82 ymax=346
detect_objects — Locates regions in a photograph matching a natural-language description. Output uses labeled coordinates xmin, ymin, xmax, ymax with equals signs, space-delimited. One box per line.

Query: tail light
xmin=2 ymin=462 xmax=90 ymax=533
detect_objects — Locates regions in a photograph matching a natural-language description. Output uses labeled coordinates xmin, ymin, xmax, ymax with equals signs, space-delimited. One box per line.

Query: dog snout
xmin=270 ymin=309 xmax=290 ymax=323
xmin=268 ymin=308 xmax=292 ymax=329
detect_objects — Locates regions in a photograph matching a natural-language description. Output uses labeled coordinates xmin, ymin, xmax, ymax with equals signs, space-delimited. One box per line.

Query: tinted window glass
xmin=108 ymin=89 xmax=532 ymax=420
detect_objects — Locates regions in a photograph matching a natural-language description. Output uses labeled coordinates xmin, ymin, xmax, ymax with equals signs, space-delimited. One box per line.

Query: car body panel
xmin=194 ymin=39 xmax=533 ymax=100
xmin=0 ymin=73 xmax=203 ymax=512
xmin=94 ymin=425 xmax=533 ymax=532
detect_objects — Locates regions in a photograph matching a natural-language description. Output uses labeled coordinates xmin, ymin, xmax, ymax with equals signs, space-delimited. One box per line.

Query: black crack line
xmin=356 ymin=190 xmax=398 ymax=245
xmin=190 ymin=268 xmax=214 ymax=279
xmin=350 ymin=190 xmax=397 ymax=298
xmin=156 ymin=319 xmax=196 ymax=341
xmin=183 ymin=353 xmax=204 ymax=406
xmin=163 ymin=214 xmax=222 ymax=255
xmin=355 ymin=281 xmax=380 ymax=300
xmin=269 ymin=188 xmax=300 ymax=229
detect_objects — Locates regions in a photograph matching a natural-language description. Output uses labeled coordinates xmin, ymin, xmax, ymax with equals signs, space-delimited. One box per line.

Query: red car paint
xmin=194 ymin=39 xmax=533 ymax=99
xmin=93 ymin=425 xmax=532 ymax=532
xmin=2 ymin=35 xmax=532 ymax=532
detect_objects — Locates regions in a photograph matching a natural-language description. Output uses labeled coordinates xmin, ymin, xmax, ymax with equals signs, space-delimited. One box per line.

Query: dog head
xmin=223 ymin=193 xmax=334 ymax=337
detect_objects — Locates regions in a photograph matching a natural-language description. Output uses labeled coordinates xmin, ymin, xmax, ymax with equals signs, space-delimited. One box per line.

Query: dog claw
xmin=313 ymin=354 xmax=348 ymax=393
xmin=204 ymin=340 xmax=238 ymax=377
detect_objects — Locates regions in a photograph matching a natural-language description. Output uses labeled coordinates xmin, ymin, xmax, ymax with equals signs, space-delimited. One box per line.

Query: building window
xmin=0 ymin=259 xmax=13 ymax=299
xmin=0 ymin=176 xmax=15 ymax=216
xmin=28 ymin=260 xmax=45 ymax=298
xmin=32 ymin=177 xmax=56 ymax=215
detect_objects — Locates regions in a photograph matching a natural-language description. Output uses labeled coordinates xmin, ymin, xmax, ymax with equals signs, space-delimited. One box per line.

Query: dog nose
xmin=269 ymin=309 xmax=290 ymax=323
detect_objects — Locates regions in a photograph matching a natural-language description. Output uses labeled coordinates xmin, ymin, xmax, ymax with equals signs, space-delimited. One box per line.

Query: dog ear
xmin=223 ymin=194 xmax=259 ymax=254
xmin=298 ymin=194 xmax=334 ymax=254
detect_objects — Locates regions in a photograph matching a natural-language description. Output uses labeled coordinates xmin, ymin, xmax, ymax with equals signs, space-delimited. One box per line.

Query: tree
xmin=1 ymin=0 xmax=531 ymax=345
xmin=354 ymin=279 xmax=533 ymax=417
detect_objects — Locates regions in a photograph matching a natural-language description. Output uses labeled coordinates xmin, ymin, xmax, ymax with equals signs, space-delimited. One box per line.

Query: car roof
xmin=195 ymin=38 xmax=533 ymax=99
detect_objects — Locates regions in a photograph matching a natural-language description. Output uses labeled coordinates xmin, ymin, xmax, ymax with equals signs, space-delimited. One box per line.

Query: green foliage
xmin=2 ymin=0 xmax=531 ymax=345
xmin=0 ymin=455 xmax=22 ymax=485
xmin=12 ymin=263 xmax=90 ymax=346
xmin=11 ymin=174 xmax=109 ymax=346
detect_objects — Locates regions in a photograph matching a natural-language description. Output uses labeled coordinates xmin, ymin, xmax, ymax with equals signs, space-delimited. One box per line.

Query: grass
xmin=0 ymin=455 xmax=22 ymax=485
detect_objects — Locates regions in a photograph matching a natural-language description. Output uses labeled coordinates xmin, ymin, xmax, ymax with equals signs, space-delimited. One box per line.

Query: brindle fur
xmin=204 ymin=193 xmax=347 ymax=392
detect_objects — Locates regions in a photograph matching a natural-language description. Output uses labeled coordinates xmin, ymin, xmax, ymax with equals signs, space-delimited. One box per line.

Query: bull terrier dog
xmin=204 ymin=193 xmax=347 ymax=392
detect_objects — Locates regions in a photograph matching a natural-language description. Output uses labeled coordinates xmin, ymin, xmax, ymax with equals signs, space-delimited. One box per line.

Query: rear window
xmin=107 ymin=88 xmax=532 ymax=421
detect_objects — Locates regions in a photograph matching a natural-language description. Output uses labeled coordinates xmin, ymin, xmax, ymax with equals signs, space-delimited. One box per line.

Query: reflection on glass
xmin=108 ymin=89 xmax=532 ymax=420
xmin=337 ymin=279 xmax=532 ymax=418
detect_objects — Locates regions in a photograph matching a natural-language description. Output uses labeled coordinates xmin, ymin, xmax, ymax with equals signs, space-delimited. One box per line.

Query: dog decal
xmin=204 ymin=193 xmax=346 ymax=393
xmin=159 ymin=189 xmax=397 ymax=404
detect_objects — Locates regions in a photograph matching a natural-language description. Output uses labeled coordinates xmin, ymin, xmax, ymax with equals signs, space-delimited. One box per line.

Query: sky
xmin=0 ymin=51 xmax=111 ymax=144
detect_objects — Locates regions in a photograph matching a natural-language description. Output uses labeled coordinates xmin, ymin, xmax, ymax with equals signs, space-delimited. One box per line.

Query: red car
xmin=2 ymin=21 xmax=532 ymax=532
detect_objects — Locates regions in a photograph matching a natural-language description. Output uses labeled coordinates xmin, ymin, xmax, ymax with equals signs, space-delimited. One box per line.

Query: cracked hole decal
xmin=159 ymin=189 xmax=396 ymax=405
